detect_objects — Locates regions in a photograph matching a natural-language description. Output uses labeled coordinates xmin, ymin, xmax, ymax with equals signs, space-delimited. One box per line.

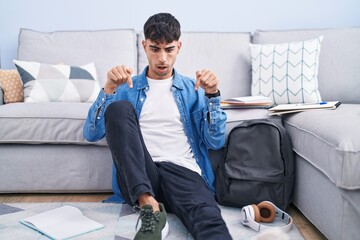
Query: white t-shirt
xmin=139 ymin=77 xmax=202 ymax=175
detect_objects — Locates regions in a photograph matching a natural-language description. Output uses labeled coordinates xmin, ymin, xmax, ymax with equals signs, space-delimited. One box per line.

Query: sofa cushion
xmin=252 ymin=27 xmax=360 ymax=104
xmin=138 ymin=32 xmax=252 ymax=100
xmin=14 ymin=61 xmax=100 ymax=103
xmin=250 ymin=37 xmax=323 ymax=104
xmin=0 ymin=102 xmax=107 ymax=146
xmin=282 ymin=104 xmax=360 ymax=189
xmin=17 ymin=29 xmax=138 ymax=87
xmin=0 ymin=69 xmax=24 ymax=103
xmin=0 ymin=102 xmax=268 ymax=147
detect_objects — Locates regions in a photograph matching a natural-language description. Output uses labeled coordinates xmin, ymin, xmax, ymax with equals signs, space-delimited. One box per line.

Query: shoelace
xmin=135 ymin=207 xmax=161 ymax=232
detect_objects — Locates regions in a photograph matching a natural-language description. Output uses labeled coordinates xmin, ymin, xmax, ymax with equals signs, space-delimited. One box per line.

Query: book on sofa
xmin=221 ymin=96 xmax=273 ymax=109
xmin=268 ymin=101 xmax=341 ymax=115
xmin=19 ymin=205 xmax=104 ymax=239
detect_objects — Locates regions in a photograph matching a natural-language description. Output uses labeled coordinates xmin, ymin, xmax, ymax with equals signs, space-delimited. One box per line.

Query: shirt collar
xmin=137 ymin=66 xmax=184 ymax=90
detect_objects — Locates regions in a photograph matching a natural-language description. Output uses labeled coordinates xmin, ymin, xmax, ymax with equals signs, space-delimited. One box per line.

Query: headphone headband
xmin=240 ymin=201 xmax=293 ymax=232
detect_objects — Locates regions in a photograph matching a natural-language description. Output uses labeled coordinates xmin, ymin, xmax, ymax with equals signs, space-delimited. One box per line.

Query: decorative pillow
xmin=13 ymin=60 xmax=100 ymax=102
xmin=250 ymin=36 xmax=323 ymax=104
xmin=0 ymin=69 xmax=24 ymax=103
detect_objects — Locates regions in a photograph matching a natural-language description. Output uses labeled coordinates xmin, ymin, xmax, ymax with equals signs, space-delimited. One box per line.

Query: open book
xmin=19 ymin=205 xmax=104 ymax=240
xmin=268 ymin=101 xmax=341 ymax=115
xmin=221 ymin=96 xmax=273 ymax=109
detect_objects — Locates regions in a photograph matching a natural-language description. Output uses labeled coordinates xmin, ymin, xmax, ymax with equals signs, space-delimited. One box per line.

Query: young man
xmin=83 ymin=13 xmax=232 ymax=240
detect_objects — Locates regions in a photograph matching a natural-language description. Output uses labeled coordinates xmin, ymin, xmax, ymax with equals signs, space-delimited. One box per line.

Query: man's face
xmin=142 ymin=39 xmax=182 ymax=79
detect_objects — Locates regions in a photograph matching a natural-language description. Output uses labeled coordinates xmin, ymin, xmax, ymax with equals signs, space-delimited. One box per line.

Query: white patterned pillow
xmin=250 ymin=36 xmax=323 ymax=104
xmin=13 ymin=60 xmax=100 ymax=102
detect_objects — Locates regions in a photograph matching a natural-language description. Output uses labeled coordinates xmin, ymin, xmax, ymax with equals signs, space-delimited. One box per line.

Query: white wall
xmin=1 ymin=0 xmax=359 ymax=68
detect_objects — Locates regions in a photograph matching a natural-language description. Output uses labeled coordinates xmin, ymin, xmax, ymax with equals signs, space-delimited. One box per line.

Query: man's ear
xmin=177 ymin=41 xmax=182 ymax=53
xmin=142 ymin=40 xmax=146 ymax=50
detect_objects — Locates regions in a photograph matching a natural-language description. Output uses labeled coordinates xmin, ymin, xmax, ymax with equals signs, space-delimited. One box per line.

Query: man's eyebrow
xmin=149 ymin=45 xmax=160 ymax=49
xmin=149 ymin=45 xmax=175 ymax=50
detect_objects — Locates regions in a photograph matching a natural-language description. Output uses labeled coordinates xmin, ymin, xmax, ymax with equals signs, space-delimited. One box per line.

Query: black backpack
xmin=215 ymin=118 xmax=295 ymax=210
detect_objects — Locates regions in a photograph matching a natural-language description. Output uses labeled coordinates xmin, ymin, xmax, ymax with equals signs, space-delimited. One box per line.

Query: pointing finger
xmin=125 ymin=67 xmax=133 ymax=88
xmin=195 ymin=70 xmax=203 ymax=90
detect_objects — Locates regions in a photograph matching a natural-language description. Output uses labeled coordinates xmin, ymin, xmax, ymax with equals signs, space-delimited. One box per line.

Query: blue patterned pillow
xmin=14 ymin=60 xmax=100 ymax=102
xmin=250 ymin=36 xmax=323 ymax=104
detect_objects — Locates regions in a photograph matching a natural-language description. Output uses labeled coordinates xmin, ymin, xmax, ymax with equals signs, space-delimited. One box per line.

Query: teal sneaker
xmin=134 ymin=203 xmax=169 ymax=240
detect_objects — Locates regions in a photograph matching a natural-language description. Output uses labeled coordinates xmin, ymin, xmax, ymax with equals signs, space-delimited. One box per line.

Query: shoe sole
xmin=162 ymin=221 xmax=169 ymax=240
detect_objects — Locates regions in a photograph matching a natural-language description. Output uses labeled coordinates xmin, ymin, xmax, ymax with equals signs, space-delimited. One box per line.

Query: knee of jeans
xmin=194 ymin=203 xmax=223 ymax=220
xmin=105 ymin=101 xmax=133 ymax=119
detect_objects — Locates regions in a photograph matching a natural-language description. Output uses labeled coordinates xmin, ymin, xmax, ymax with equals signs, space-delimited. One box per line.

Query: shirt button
xmin=209 ymin=102 xmax=212 ymax=106
xmin=102 ymin=97 xmax=105 ymax=101
xmin=140 ymin=98 xmax=144 ymax=102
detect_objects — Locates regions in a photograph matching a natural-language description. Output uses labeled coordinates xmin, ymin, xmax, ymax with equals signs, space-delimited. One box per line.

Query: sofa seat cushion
xmin=0 ymin=102 xmax=107 ymax=146
xmin=0 ymin=103 xmax=269 ymax=146
xmin=282 ymin=104 xmax=360 ymax=189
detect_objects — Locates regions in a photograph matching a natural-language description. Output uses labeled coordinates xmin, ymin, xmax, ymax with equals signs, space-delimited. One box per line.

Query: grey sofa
xmin=0 ymin=27 xmax=359 ymax=239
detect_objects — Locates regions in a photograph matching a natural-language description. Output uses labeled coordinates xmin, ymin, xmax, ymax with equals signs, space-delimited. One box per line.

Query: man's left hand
xmin=195 ymin=69 xmax=219 ymax=94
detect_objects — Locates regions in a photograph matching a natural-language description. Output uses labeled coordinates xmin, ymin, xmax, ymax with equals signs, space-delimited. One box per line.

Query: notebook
xmin=268 ymin=101 xmax=341 ymax=115
xmin=19 ymin=205 xmax=104 ymax=239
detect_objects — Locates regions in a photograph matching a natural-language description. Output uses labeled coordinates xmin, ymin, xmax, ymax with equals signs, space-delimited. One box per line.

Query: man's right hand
xmin=104 ymin=65 xmax=134 ymax=94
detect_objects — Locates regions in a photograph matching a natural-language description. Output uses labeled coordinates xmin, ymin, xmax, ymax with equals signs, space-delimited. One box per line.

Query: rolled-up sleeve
xmin=202 ymin=96 xmax=227 ymax=149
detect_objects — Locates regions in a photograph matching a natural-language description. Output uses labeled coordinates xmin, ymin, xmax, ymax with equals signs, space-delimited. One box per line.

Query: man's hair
xmin=143 ymin=13 xmax=181 ymax=44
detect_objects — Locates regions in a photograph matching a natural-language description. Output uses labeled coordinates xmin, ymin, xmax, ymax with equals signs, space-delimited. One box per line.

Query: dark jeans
xmin=104 ymin=101 xmax=232 ymax=240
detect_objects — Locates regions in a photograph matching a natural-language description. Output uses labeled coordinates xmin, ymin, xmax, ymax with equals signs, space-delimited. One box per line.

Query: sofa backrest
xmin=17 ymin=29 xmax=138 ymax=86
xmin=252 ymin=27 xmax=360 ymax=104
xmin=138 ymin=32 xmax=252 ymax=100
xmin=16 ymin=27 xmax=359 ymax=103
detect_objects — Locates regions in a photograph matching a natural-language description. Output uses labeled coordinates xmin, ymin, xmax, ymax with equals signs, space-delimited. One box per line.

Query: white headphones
xmin=240 ymin=201 xmax=293 ymax=232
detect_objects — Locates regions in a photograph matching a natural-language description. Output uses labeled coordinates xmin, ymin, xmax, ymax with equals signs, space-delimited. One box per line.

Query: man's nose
xmin=158 ymin=51 xmax=167 ymax=63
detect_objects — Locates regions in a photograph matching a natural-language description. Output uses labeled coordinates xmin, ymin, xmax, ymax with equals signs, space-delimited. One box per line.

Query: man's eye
xmin=151 ymin=48 xmax=159 ymax=52
xmin=166 ymin=48 xmax=174 ymax=53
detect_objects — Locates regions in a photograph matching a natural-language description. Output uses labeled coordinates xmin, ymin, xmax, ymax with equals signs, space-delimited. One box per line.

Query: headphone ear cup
xmin=257 ymin=201 xmax=276 ymax=223
xmin=251 ymin=204 xmax=261 ymax=222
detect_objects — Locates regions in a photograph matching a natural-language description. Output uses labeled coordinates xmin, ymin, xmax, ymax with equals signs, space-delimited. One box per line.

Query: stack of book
xmin=221 ymin=96 xmax=273 ymax=109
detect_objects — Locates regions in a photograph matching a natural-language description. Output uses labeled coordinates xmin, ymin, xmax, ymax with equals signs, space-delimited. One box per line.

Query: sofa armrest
xmin=0 ymin=87 xmax=4 ymax=105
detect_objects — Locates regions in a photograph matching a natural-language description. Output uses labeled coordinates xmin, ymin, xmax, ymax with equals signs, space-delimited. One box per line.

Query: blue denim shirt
xmin=83 ymin=67 xmax=227 ymax=193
